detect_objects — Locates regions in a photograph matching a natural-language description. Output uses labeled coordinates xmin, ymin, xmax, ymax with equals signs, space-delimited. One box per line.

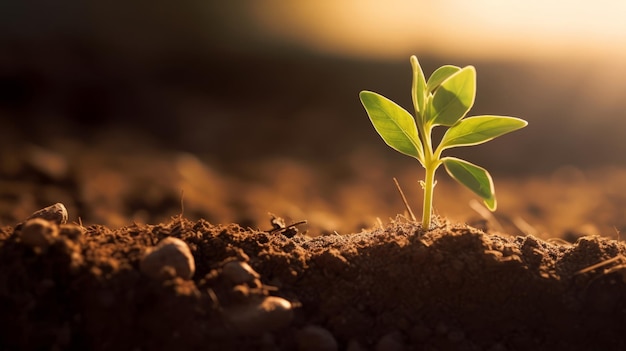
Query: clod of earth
xmin=140 ymin=236 xmax=196 ymax=280
xmin=19 ymin=218 xmax=59 ymax=249
xmin=223 ymin=296 xmax=294 ymax=336
xmin=59 ymin=223 xmax=85 ymax=240
xmin=222 ymin=260 xmax=261 ymax=285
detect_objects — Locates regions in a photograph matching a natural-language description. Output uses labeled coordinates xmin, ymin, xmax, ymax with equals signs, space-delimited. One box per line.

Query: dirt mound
xmin=2 ymin=214 xmax=626 ymax=350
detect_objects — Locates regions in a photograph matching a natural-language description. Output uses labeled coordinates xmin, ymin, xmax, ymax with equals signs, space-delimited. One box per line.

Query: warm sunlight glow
xmin=251 ymin=0 xmax=626 ymax=61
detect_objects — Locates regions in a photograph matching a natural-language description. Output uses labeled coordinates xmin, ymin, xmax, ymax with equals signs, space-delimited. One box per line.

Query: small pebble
xmin=296 ymin=325 xmax=338 ymax=351
xmin=20 ymin=218 xmax=59 ymax=249
xmin=26 ymin=203 xmax=68 ymax=225
xmin=140 ymin=237 xmax=195 ymax=281
xmin=224 ymin=296 xmax=294 ymax=335
xmin=222 ymin=261 xmax=260 ymax=285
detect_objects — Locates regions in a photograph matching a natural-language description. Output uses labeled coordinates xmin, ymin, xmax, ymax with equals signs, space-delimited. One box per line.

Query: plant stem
xmin=421 ymin=160 xmax=436 ymax=229
xmin=415 ymin=104 xmax=440 ymax=230
xmin=416 ymin=116 xmax=441 ymax=230
xmin=411 ymin=55 xmax=438 ymax=230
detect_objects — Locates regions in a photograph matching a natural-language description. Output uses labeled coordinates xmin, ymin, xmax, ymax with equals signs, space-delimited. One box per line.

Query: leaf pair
xmin=360 ymin=55 xmax=527 ymax=218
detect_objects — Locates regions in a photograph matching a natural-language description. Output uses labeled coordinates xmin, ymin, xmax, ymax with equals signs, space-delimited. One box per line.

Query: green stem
xmin=411 ymin=55 xmax=439 ymax=230
xmin=421 ymin=161 xmax=436 ymax=229
xmin=417 ymin=119 xmax=443 ymax=230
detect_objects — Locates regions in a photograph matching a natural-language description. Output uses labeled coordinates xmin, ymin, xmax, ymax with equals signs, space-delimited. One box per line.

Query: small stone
xmin=20 ymin=218 xmax=59 ymax=249
xmin=140 ymin=237 xmax=195 ymax=281
xmin=26 ymin=203 xmax=68 ymax=225
xmin=222 ymin=261 xmax=260 ymax=285
xmin=296 ymin=325 xmax=338 ymax=351
xmin=224 ymin=296 xmax=294 ymax=335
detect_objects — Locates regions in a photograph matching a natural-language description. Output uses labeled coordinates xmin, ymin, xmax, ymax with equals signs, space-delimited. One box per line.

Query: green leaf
xmin=426 ymin=65 xmax=461 ymax=93
xmin=429 ymin=66 xmax=476 ymax=126
xmin=410 ymin=56 xmax=427 ymax=118
xmin=442 ymin=157 xmax=496 ymax=210
xmin=439 ymin=115 xmax=528 ymax=150
xmin=359 ymin=91 xmax=424 ymax=164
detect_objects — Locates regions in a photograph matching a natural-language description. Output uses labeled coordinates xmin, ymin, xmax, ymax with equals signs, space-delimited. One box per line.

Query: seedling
xmin=360 ymin=56 xmax=528 ymax=230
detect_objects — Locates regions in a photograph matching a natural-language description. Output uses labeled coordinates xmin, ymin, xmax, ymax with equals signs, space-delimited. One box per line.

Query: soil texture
xmin=2 ymin=212 xmax=626 ymax=351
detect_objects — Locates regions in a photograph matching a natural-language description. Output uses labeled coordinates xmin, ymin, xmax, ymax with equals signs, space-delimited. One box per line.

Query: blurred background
xmin=1 ymin=1 xmax=626 ymax=238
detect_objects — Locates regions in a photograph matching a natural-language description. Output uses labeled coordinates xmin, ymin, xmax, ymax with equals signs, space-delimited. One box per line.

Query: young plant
xmin=360 ymin=56 xmax=527 ymax=230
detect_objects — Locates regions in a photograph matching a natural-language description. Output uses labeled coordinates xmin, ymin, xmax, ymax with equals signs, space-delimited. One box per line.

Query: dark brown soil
xmin=2 ymin=214 xmax=626 ymax=351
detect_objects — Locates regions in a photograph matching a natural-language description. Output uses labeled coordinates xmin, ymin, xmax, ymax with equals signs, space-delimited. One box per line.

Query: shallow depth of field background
xmin=1 ymin=1 xmax=626 ymax=237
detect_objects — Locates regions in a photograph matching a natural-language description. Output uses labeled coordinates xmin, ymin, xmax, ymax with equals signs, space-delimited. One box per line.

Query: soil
xmin=3 ymin=213 xmax=626 ymax=351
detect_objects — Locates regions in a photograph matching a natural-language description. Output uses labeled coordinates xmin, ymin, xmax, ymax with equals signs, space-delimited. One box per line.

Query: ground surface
xmin=3 ymin=214 xmax=626 ymax=351
xmin=2 ymin=135 xmax=626 ymax=350
xmin=2 ymin=135 xmax=626 ymax=239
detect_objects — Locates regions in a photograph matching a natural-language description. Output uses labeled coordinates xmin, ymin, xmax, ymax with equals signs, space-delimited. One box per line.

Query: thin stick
xmin=576 ymin=255 xmax=624 ymax=275
xmin=393 ymin=177 xmax=417 ymax=222
xmin=179 ymin=189 xmax=185 ymax=216
xmin=179 ymin=189 xmax=186 ymax=231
